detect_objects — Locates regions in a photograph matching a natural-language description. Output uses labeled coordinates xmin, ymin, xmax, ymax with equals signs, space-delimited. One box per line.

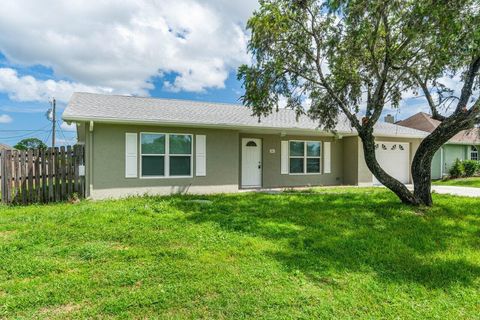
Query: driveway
xmin=430 ymin=185 xmax=480 ymax=197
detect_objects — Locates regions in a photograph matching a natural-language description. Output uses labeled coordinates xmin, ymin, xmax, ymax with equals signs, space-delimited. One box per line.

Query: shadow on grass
xmin=173 ymin=189 xmax=480 ymax=289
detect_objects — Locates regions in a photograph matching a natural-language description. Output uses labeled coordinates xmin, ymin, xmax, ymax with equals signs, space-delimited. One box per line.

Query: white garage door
xmin=373 ymin=142 xmax=410 ymax=185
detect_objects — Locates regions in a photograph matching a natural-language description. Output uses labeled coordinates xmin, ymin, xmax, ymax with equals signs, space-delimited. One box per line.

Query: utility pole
xmin=51 ymin=98 xmax=56 ymax=148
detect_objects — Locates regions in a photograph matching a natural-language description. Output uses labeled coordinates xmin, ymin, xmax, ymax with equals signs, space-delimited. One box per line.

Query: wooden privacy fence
xmin=0 ymin=145 xmax=85 ymax=204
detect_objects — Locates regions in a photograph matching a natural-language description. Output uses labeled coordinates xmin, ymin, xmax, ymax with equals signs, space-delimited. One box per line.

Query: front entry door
xmin=241 ymin=138 xmax=262 ymax=188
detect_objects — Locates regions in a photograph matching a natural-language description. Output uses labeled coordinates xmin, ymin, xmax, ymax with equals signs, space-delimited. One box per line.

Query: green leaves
xmin=14 ymin=138 xmax=47 ymax=151
xmin=239 ymin=0 xmax=480 ymax=130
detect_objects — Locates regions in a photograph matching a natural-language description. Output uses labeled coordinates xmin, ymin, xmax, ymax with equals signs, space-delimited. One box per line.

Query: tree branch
xmin=455 ymin=56 xmax=480 ymax=113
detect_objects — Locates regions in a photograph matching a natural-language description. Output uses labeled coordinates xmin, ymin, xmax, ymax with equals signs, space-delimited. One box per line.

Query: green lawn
xmin=1 ymin=188 xmax=479 ymax=319
xmin=433 ymin=177 xmax=480 ymax=188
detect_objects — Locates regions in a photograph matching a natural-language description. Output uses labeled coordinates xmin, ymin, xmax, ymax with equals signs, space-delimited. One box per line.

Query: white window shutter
xmin=125 ymin=133 xmax=138 ymax=178
xmin=324 ymin=142 xmax=331 ymax=174
xmin=281 ymin=141 xmax=288 ymax=174
xmin=196 ymin=135 xmax=206 ymax=176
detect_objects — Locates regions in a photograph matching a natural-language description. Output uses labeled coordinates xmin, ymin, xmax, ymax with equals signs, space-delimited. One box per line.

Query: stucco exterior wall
xmin=239 ymin=133 xmax=344 ymax=188
xmin=439 ymin=144 xmax=472 ymax=175
xmin=88 ymin=123 xmax=240 ymax=199
xmin=431 ymin=149 xmax=442 ymax=180
xmin=81 ymin=122 xmax=425 ymax=199
xmin=342 ymin=137 xmax=358 ymax=185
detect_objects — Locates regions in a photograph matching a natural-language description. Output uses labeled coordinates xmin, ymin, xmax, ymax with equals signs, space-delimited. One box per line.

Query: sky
xmin=0 ymin=0 xmax=436 ymax=147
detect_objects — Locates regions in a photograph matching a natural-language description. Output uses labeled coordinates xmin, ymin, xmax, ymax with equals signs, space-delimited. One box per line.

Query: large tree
xmin=238 ymin=0 xmax=479 ymax=206
xmin=14 ymin=138 xmax=47 ymax=151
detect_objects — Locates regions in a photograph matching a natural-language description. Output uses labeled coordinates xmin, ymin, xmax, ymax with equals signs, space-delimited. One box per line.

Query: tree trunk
xmin=412 ymin=114 xmax=475 ymax=206
xmin=358 ymin=129 xmax=421 ymax=206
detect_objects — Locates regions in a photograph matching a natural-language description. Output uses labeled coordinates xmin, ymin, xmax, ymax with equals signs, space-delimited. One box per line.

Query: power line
xmin=0 ymin=125 xmax=51 ymax=140
xmin=43 ymin=129 xmax=52 ymax=146
xmin=56 ymin=120 xmax=75 ymax=145
xmin=0 ymin=129 xmax=51 ymax=132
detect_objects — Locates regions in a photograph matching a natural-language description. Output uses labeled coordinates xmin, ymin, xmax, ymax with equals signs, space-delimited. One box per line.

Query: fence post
xmin=48 ymin=148 xmax=54 ymax=202
xmin=1 ymin=151 xmax=5 ymax=204
xmin=54 ymin=147 xmax=60 ymax=201
xmin=4 ymin=150 xmax=12 ymax=203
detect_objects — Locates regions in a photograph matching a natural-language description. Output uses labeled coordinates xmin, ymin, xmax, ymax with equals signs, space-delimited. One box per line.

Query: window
xmin=289 ymin=141 xmax=321 ymax=174
xmin=141 ymin=133 xmax=192 ymax=177
xmin=471 ymin=146 xmax=478 ymax=161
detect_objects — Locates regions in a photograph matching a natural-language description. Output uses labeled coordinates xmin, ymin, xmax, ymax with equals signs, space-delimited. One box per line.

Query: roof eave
xmin=63 ymin=115 xmax=427 ymax=139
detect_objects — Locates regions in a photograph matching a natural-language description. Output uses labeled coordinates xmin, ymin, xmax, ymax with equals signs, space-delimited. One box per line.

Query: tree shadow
xmin=172 ymin=190 xmax=480 ymax=289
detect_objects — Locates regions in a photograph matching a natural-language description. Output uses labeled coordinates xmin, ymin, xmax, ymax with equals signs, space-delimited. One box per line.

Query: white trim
xmin=139 ymin=132 xmax=193 ymax=179
xmin=324 ymin=142 xmax=331 ymax=174
xmin=241 ymin=138 xmax=263 ymax=188
xmin=63 ymin=115 xmax=429 ymax=139
xmin=281 ymin=141 xmax=289 ymax=174
xmin=195 ymin=135 xmax=207 ymax=176
xmin=470 ymin=145 xmax=478 ymax=161
xmin=125 ymin=133 xmax=138 ymax=178
xmin=288 ymin=140 xmax=322 ymax=175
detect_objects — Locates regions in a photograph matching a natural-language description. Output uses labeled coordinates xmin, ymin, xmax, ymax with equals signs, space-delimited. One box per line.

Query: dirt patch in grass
xmin=38 ymin=303 xmax=81 ymax=317
xmin=0 ymin=230 xmax=17 ymax=239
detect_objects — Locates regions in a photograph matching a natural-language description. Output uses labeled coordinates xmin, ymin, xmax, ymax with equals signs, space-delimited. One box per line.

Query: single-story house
xmin=0 ymin=143 xmax=14 ymax=151
xmin=63 ymin=92 xmax=428 ymax=199
xmin=397 ymin=112 xmax=480 ymax=179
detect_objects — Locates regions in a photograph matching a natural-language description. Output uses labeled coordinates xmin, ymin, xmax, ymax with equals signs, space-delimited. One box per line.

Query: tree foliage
xmin=239 ymin=0 xmax=480 ymax=205
xmin=14 ymin=138 xmax=48 ymax=151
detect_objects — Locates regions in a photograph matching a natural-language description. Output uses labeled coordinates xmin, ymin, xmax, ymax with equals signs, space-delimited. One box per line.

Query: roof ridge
xmin=73 ymin=91 xmax=246 ymax=109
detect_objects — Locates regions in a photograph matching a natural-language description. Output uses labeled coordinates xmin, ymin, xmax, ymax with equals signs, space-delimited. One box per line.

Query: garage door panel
xmin=373 ymin=142 xmax=410 ymax=185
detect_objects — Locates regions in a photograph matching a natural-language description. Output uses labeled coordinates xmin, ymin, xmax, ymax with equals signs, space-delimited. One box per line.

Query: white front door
xmin=373 ymin=142 xmax=410 ymax=185
xmin=241 ymin=138 xmax=262 ymax=188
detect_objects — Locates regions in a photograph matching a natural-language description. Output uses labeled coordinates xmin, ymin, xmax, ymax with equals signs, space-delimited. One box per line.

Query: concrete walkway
xmin=245 ymin=185 xmax=480 ymax=198
xmin=430 ymin=185 xmax=480 ymax=198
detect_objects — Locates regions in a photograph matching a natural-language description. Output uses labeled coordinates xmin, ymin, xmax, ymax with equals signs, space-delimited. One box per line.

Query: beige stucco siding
xmin=88 ymin=123 xmax=240 ymax=199
xmin=81 ymin=122 xmax=424 ymax=199
xmin=342 ymin=137 xmax=359 ymax=185
xmin=239 ymin=133 xmax=344 ymax=188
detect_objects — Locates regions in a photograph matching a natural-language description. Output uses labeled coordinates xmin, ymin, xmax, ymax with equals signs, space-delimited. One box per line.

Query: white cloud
xmin=0 ymin=114 xmax=12 ymax=123
xmin=60 ymin=121 xmax=76 ymax=131
xmin=0 ymin=0 xmax=259 ymax=96
xmin=0 ymin=68 xmax=110 ymax=103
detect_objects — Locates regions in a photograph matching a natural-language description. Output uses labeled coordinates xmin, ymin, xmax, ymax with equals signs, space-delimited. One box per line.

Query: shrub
xmin=449 ymin=159 xmax=464 ymax=178
xmin=463 ymin=160 xmax=479 ymax=177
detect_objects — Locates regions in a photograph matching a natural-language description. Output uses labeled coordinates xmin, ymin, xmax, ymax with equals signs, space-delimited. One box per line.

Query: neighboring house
xmin=397 ymin=112 xmax=480 ymax=179
xmin=62 ymin=92 xmax=428 ymax=199
xmin=0 ymin=143 xmax=14 ymax=151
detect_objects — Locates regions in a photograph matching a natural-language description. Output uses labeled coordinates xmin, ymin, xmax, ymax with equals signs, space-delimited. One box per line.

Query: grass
xmin=433 ymin=177 xmax=480 ymax=188
xmin=0 ymin=188 xmax=479 ymax=319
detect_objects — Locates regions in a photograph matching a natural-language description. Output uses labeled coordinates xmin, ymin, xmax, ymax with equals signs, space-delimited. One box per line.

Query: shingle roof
xmin=63 ymin=92 xmax=428 ymax=138
xmin=0 ymin=143 xmax=14 ymax=150
xmin=397 ymin=112 xmax=480 ymax=144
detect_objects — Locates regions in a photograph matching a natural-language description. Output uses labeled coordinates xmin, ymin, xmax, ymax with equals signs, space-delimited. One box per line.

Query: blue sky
xmin=0 ymin=0 xmax=435 ymax=148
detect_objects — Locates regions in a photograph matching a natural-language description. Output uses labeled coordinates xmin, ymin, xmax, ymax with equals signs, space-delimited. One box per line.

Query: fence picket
xmin=40 ymin=148 xmax=46 ymax=202
xmin=27 ymin=150 xmax=34 ymax=202
xmin=13 ymin=151 xmax=20 ymax=203
xmin=20 ymin=151 xmax=27 ymax=204
xmin=1 ymin=151 xmax=5 ymax=202
xmin=4 ymin=150 xmax=11 ymax=203
xmin=0 ymin=145 xmax=85 ymax=205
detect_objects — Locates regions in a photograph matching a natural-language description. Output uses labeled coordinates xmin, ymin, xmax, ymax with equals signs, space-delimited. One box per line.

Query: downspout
xmin=88 ymin=121 xmax=94 ymax=197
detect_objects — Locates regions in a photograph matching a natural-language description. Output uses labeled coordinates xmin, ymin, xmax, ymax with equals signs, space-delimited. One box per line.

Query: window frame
xmin=471 ymin=145 xmax=478 ymax=161
xmin=288 ymin=140 xmax=322 ymax=175
xmin=140 ymin=132 xmax=193 ymax=179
